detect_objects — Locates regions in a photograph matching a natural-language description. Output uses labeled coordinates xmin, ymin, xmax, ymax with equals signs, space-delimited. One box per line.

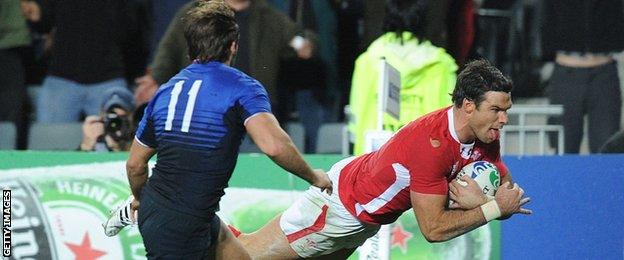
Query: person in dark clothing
xmin=542 ymin=0 xmax=624 ymax=153
xmin=0 ymin=0 xmax=38 ymax=149
xmin=599 ymin=130 xmax=624 ymax=153
xmin=277 ymin=0 xmax=328 ymax=153
xmin=35 ymin=0 xmax=135 ymax=123
xmin=121 ymin=0 xmax=151 ymax=84
xmin=133 ymin=0 xmax=315 ymax=118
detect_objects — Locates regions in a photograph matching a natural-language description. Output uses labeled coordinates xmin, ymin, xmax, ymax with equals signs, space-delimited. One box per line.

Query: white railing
xmin=501 ymin=104 xmax=564 ymax=155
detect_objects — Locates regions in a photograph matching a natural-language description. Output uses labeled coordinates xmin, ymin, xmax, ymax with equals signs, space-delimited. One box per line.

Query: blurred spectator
xmin=334 ymin=0 xmax=364 ymax=121
xmin=277 ymin=0 xmax=330 ymax=153
xmin=79 ymin=88 xmax=135 ymax=152
xmin=0 ymin=0 xmax=39 ymax=149
xmin=134 ymin=0 xmax=315 ymax=122
xmin=360 ymin=0 xmax=385 ymax=50
xmin=342 ymin=0 xmax=472 ymax=120
xmin=271 ymin=0 xmax=340 ymax=122
xmin=446 ymin=0 xmax=476 ymax=65
xmin=348 ymin=0 xmax=457 ymax=155
xmin=474 ymin=0 xmax=546 ymax=98
xmin=121 ymin=0 xmax=151 ymax=84
xmin=542 ymin=0 xmax=624 ymax=153
xmin=35 ymin=0 xmax=135 ymax=123
xmin=599 ymin=130 xmax=624 ymax=154
xmin=360 ymin=0 xmax=458 ymax=54
xmin=149 ymin=0 xmax=191 ymax=57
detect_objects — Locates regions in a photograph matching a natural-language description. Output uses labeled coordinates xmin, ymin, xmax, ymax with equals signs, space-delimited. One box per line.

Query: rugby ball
xmin=455 ymin=161 xmax=501 ymax=197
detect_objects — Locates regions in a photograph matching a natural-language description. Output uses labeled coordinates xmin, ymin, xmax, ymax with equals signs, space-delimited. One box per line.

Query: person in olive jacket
xmin=134 ymin=0 xmax=316 ymax=119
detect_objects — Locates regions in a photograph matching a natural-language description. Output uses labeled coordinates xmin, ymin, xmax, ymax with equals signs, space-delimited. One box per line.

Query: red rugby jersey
xmin=338 ymin=106 xmax=508 ymax=224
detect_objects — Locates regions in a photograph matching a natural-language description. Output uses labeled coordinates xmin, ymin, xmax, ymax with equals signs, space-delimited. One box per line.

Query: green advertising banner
xmin=0 ymin=152 xmax=499 ymax=260
xmin=0 ymin=162 xmax=144 ymax=259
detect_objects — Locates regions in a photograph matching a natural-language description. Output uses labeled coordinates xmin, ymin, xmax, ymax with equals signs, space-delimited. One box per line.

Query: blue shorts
xmin=138 ymin=191 xmax=221 ymax=259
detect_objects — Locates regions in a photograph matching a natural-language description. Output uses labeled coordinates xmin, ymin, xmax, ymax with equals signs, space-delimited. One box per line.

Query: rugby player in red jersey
xmin=235 ymin=59 xmax=532 ymax=259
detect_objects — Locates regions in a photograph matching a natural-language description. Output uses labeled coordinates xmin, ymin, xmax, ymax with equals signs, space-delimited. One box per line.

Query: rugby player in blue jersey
xmin=106 ymin=1 xmax=332 ymax=258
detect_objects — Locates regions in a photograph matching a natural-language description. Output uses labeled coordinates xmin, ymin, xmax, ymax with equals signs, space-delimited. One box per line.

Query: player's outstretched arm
xmin=411 ymin=181 xmax=531 ymax=242
xmin=126 ymin=139 xmax=156 ymax=202
xmin=245 ymin=113 xmax=332 ymax=194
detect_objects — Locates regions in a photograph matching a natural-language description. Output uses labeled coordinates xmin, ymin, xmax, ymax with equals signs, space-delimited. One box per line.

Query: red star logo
xmin=65 ymin=232 xmax=107 ymax=260
xmin=391 ymin=222 xmax=413 ymax=253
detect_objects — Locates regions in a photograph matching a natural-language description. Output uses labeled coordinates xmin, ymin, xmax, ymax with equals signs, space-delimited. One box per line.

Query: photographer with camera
xmin=79 ymin=88 xmax=135 ymax=152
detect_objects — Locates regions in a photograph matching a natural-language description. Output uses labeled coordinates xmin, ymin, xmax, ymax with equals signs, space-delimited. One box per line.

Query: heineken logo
xmin=0 ymin=179 xmax=53 ymax=259
xmin=0 ymin=162 xmax=145 ymax=260
xmin=55 ymin=180 xmax=123 ymax=210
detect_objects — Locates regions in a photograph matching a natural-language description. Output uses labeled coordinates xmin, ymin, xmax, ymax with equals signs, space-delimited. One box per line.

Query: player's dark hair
xmin=382 ymin=0 xmax=428 ymax=42
xmin=452 ymin=59 xmax=513 ymax=108
xmin=184 ymin=0 xmax=239 ymax=63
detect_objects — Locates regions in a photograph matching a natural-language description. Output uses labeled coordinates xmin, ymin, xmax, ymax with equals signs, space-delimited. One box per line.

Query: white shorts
xmin=279 ymin=157 xmax=381 ymax=258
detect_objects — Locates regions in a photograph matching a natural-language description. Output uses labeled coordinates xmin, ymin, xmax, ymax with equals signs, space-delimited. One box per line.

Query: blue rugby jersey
xmin=135 ymin=62 xmax=271 ymax=219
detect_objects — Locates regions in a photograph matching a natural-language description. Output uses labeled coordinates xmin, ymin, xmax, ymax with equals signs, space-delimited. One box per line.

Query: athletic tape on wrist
xmin=480 ymin=200 xmax=501 ymax=222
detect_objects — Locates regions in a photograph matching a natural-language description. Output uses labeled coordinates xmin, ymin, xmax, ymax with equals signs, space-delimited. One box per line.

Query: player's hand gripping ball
xmin=455 ymin=161 xmax=501 ymax=197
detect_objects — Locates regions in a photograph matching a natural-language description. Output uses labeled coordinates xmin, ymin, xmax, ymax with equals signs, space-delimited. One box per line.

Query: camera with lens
xmin=79 ymin=88 xmax=136 ymax=152
xmin=103 ymin=109 xmax=131 ymax=141
xmin=100 ymin=88 xmax=135 ymax=143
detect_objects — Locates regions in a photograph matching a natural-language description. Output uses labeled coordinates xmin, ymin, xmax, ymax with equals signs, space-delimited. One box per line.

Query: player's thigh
xmin=138 ymin=196 xmax=215 ymax=258
xmin=279 ymin=186 xmax=379 ymax=258
xmin=214 ymin=218 xmax=251 ymax=260
xmin=240 ymin=214 xmax=300 ymax=260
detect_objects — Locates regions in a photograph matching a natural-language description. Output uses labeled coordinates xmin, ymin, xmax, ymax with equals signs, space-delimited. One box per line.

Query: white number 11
xmin=164 ymin=80 xmax=202 ymax=132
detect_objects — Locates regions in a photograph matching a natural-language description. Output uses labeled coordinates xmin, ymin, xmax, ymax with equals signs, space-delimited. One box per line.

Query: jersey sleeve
xmin=134 ymin=99 xmax=157 ymax=148
xmin=403 ymin=133 xmax=452 ymax=195
xmin=239 ymin=81 xmax=272 ymax=124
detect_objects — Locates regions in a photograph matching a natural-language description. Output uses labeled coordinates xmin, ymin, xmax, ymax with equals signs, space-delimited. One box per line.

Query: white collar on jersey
xmin=447 ymin=108 xmax=475 ymax=159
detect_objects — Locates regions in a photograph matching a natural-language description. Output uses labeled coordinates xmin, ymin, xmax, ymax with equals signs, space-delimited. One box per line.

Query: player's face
xmin=469 ymin=91 xmax=512 ymax=144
